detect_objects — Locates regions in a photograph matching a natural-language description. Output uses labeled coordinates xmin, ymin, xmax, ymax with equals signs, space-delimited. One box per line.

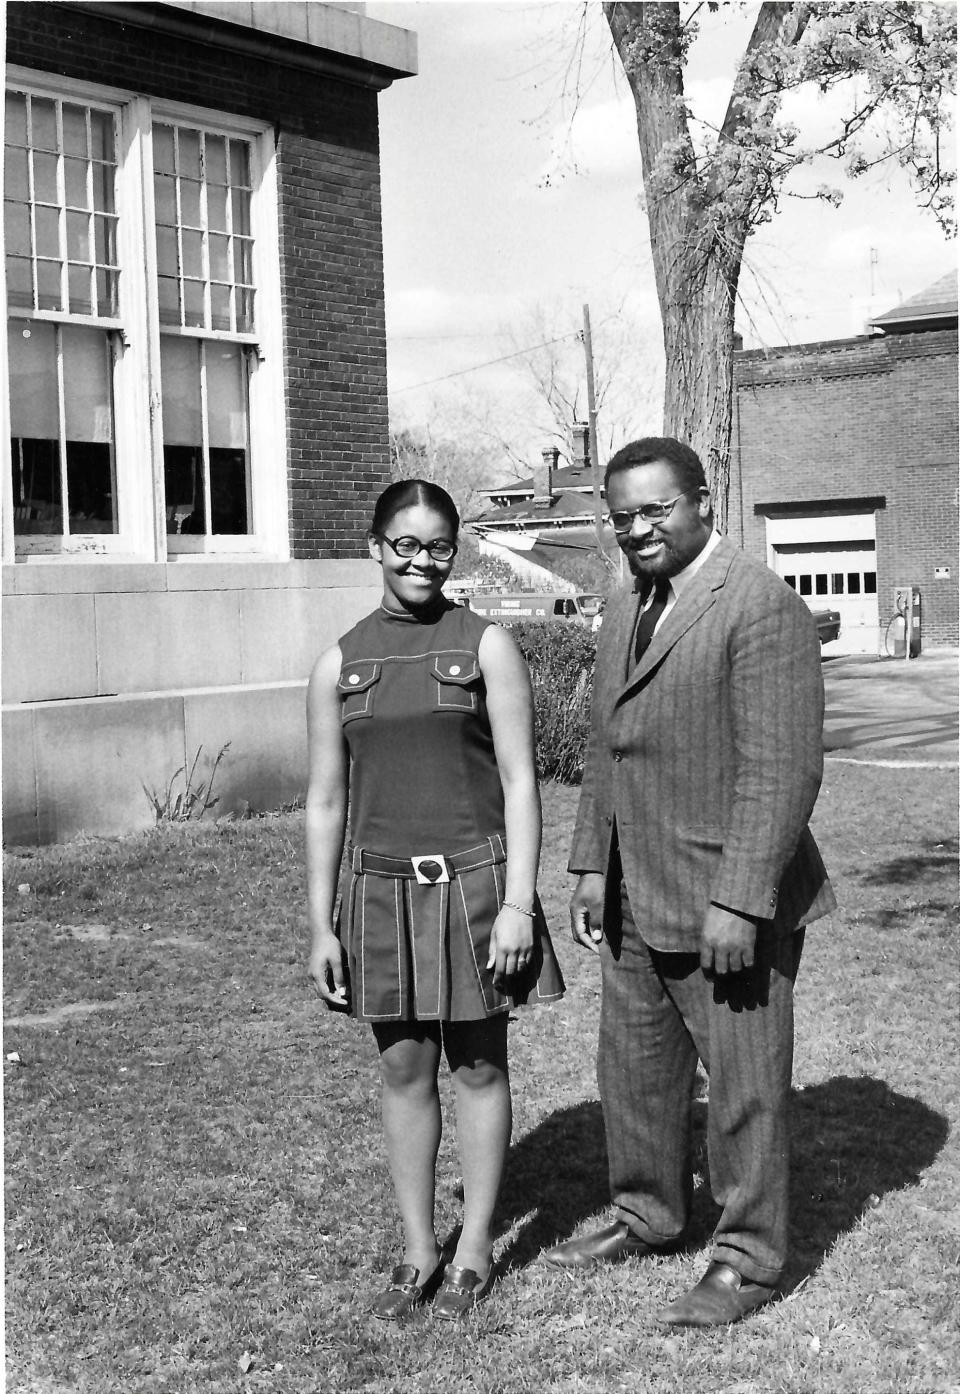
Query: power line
xmin=392 ymin=330 xmax=583 ymax=394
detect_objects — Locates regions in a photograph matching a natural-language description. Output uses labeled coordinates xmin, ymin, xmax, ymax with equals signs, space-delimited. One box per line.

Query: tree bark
xmin=604 ymin=2 xmax=809 ymax=529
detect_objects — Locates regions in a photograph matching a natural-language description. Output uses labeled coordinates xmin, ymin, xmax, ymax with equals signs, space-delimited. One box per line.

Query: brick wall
xmin=731 ymin=329 xmax=959 ymax=645
xmin=7 ymin=1 xmax=393 ymax=559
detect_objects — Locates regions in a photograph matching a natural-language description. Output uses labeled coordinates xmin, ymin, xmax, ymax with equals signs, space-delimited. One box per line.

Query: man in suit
xmin=543 ymin=438 xmax=835 ymax=1326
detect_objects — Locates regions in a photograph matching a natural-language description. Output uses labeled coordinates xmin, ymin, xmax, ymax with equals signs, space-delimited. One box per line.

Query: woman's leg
xmin=372 ymin=1021 xmax=444 ymax=1276
xmin=443 ymin=1015 xmax=511 ymax=1278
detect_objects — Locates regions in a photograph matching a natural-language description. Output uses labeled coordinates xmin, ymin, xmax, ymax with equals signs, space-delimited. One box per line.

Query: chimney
xmin=571 ymin=421 xmax=591 ymax=471
xmin=535 ymin=445 xmax=560 ymax=499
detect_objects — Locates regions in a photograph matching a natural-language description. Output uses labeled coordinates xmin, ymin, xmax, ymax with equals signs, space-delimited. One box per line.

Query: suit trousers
xmin=597 ymin=878 xmax=804 ymax=1285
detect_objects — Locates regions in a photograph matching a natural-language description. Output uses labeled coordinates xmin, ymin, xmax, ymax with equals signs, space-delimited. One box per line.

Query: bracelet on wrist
xmin=502 ymin=899 xmax=535 ymax=919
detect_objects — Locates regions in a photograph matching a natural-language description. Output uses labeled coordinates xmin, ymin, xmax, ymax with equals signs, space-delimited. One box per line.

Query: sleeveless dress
xmin=335 ymin=598 xmax=565 ymax=1022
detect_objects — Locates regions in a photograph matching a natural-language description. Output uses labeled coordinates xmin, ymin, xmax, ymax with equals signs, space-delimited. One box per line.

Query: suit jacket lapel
xmin=616 ymin=537 xmax=738 ymax=703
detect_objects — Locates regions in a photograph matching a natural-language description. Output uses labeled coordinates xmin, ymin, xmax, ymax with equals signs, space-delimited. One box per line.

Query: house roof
xmin=479 ymin=465 xmax=600 ymax=498
xmin=870 ymin=270 xmax=958 ymax=331
xmin=467 ymin=491 xmax=598 ymax=527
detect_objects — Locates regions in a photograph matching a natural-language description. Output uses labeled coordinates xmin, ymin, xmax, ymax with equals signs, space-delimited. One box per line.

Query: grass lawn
xmin=4 ymin=761 xmax=958 ymax=1394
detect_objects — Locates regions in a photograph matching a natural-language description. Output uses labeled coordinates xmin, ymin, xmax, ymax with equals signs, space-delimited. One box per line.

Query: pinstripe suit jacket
xmin=569 ymin=536 xmax=836 ymax=951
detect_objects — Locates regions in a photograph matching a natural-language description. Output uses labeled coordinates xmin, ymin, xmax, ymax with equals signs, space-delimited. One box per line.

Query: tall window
xmin=5 ymin=91 xmax=120 ymax=537
xmin=3 ymin=73 xmax=285 ymax=560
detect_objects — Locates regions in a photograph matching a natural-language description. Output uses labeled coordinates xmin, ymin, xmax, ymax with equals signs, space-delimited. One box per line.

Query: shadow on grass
xmin=788 ymin=1075 xmax=948 ymax=1289
xmin=850 ymin=836 xmax=959 ymax=887
xmin=492 ymin=1075 xmax=948 ymax=1283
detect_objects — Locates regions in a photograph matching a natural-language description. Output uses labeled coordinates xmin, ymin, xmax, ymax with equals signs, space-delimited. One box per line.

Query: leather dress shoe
xmin=371 ymin=1260 xmax=444 ymax=1320
xmin=657 ymin=1261 xmax=778 ymax=1327
xmin=433 ymin=1264 xmax=494 ymax=1319
xmin=542 ymin=1221 xmax=660 ymax=1269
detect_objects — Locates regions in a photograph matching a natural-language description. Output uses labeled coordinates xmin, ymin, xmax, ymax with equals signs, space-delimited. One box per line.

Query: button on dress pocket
xmin=337 ymin=660 xmax=382 ymax=723
xmin=432 ymin=651 xmax=481 ymax=713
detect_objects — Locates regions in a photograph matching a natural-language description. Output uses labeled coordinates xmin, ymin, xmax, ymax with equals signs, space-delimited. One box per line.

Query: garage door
xmin=772 ymin=540 xmax=878 ymax=653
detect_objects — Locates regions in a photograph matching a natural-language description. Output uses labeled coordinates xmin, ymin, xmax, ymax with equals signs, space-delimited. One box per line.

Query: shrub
xmin=512 ymin=622 xmax=596 ymax=784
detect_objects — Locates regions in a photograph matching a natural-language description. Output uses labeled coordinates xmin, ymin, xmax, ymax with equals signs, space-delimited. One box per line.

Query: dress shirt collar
xmin=667 ymin=528 xmax=723 ymax=600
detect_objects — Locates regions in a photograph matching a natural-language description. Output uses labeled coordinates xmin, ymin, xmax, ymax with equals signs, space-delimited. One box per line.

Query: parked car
xmin=813 ymin=608 xmax=841 ymax=645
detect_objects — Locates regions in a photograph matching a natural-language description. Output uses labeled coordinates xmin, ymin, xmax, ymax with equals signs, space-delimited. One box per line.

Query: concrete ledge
xmin=3 ymin=682 xmax=311 ymax=845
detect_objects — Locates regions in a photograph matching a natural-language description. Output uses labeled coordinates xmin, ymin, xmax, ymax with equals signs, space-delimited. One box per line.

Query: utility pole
xmin=581 ymin=303 xmax=606 ymax=561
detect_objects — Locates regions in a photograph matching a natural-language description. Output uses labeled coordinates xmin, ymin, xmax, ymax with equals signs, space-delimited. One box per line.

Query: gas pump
xmin=891 ymin=586 xmax=922 ymax=659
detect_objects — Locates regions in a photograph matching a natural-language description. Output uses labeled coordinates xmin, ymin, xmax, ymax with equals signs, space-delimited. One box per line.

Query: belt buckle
xmin=411 ymin=854 xmax=450 ymax=885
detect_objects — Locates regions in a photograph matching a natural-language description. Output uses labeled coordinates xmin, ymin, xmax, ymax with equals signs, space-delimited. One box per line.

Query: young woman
xmin=306 ymin=479 xmax=564 ymax=1321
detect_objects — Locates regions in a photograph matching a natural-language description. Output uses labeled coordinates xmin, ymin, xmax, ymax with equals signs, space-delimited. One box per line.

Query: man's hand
xmin=700 ymin=903 xmax=757 ymax=975
xmin=569 ymin=873 xmax=605 ymax=954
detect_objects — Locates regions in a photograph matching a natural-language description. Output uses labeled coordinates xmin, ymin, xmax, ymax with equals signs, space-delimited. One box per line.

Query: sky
xmin=364 ymin=0 xmax=956 ymax=475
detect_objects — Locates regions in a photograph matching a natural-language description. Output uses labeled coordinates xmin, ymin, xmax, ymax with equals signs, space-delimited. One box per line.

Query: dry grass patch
xmin=4 ymin=764 xmax=957 ymax=1393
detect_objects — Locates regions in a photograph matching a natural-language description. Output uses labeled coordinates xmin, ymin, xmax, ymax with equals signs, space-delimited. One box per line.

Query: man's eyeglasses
xmin=375 ymin=533 xmax=458 ymax=562
xmin=605 ymin=489 xmax=700 ymax=533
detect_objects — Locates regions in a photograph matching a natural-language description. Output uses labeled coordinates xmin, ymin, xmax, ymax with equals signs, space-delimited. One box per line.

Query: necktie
xmin=634 ymin=578 xmax=670 ymax=662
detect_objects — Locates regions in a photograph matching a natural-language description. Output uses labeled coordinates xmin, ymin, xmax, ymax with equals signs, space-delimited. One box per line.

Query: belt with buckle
xmin=351 ymin=835 xmax=506 ymax=885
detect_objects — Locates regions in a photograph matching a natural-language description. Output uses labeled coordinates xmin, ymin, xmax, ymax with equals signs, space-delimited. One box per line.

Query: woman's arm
xmin=305 ymin=644 xmax=351 ymax=1007
xmin=478 ymin=623 xmax=541 ymax=983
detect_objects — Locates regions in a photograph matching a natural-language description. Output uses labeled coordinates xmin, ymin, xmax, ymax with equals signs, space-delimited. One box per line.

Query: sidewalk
xmin=822 ymin=649 xmax=958 ymax=766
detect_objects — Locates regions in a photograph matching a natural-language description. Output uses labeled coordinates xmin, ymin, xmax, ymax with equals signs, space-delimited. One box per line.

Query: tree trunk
xmin=604 ymin=1 xmax=808 ymax=530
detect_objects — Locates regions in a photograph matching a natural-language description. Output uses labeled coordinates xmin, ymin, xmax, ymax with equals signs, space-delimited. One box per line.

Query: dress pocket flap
xmin=337 ymin=660 xmax=382 ymax=694
xmin=432 ymin=652 xmax=480 ymax=685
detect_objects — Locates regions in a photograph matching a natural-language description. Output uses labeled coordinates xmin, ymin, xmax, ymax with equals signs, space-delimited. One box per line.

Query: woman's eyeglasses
xmin=375 ymin=533 xmax=458 ymax=562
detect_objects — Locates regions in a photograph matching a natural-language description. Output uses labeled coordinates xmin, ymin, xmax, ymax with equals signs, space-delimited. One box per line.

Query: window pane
xmin=179 ymin=180 xmax=201 ymax=227
xmin=165 ymin=444 xmax=203 ymax=533
xmin=209 ymin=448 xmax=248 ymax=533
xmin=205 ymin=135 xmax=227 ymax=183
xmin=207 ymin=345 xmax=247 ymax=447
xmin=4 ymin=202 xmax=31 ymax=257
xmin=65 ymin=157 xmax=90 ymax=208
xmin=183 ymin=279 xmax=205 ymax=327
xmin=33 ymin=152 xmax=59 ymax=204
xmin=62 ymin=105 xmax=88 ymax=157
xmin=11 ymin=437 xmax=62 ymax=533
xmin=68 ymin=263 xmax=92 ymax=314
xmin=92 ymin=162 xmax=115 ymax=214
xmin=96 ymin=267 xmax=119 ymax=318
xmin=9 ymin=319 xmax=59 ymax=437
xmin=208 ymin=233 xmax=230 ymax=282
xmin=67 ymin=210 xmax=91 ymax=261
xmin=160 ymin=336 xmax=201 ymax=444
xmin=178 ymin=129 xmax=201 ymax=179
xmin=847 ymin=573 xmax=861 ymax=595
xmin=156 ymin=224 xmax=179 ymax=278
xmin=210 ymin=284 xmax=231 ymax=331
xmin=31 ymin=98 xmax=58 ymax=153
xmin=864 ymin=572 xmax=877 ymax=594
xmin=181 ymin=229 xmax=203 ymax=279
xmin=60 ymin=323 xmax=116 ymax=532
xmin=158 ymin=275 xmax=181 ymax=324
xmin=229 ymin=142 xmax=249 ymax=186
xmin=832 ymin=573 xmax=844 ymax=594
xmin=153 ymin=124 xmax=175 ymax=175
xmin=90 ymin=110 xmax=114 ymax=164
xmin=5 ymin=149 xmax=29 ymax=200
xmin=154 ymin=174 xmax=177 ymax=226
xmin=6 ymin=92 xmax=28 ymax=147
xmin=36 ymin=260 xmax=63 ymax=311
xmin=207 ymin=183 xmax=228 ymax=231
xmin=815 ymin=574 xmax=828 ymax=595
xmin=7 ymin=256 xmax=33 ymax=307
xmin=799 ymin=575 xmax=812 ymax=595
xmin=94 ymin=214 xmax=117 ymax=268
xmin=235 ymin=287 xmax=254 ymax=332
xmin=35 ymin=205 xmax=60 ymax=258
xmin=8 ymin=319 xmax=61 ymax=534
xmin=231 ymin=186 xmax=250 ymax=235
xmin=784 ymin=575 xmax=796 ymax=590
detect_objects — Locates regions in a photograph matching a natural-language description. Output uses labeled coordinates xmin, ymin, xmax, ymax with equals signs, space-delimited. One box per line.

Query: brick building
xmin=730 ymin=271 xmax=958 ymax=654
xmin=2 ymin=1 xmax=417 ymax=842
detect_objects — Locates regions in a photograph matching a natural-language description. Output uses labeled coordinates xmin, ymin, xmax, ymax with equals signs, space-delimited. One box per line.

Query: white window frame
xmin=2 ymin=68 xmax=288 ymax=564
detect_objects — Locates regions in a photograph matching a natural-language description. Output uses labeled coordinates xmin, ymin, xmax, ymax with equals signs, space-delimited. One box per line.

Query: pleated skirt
xmin=336 ymin=836 xmax=565 ymax=1022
